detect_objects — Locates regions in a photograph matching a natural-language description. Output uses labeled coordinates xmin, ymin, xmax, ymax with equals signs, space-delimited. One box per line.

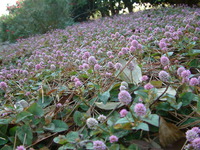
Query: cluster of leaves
xmin=0 ymin=5 xmax=199 ymax=150
xmin=0 ymin=0 xmax=73 ymax=42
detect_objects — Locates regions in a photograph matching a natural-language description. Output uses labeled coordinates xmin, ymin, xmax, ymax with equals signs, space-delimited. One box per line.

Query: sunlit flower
xmin=93 ymin=140 xmax=106 ymax=150
xmin=86 ymin=118 xmax=98 ymax=129
xmin=134 ymin=103 xmax=146 ymax=116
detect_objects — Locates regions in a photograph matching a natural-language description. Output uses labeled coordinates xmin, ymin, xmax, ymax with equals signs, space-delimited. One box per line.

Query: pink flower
xmin=144 ymin=83 xmax=154 ymax=90
xmin=94 ymin=64 xmax=101 ymax=71
xmin=192 ymin=138 xmax=200 ymax=149
xmin=16 ymin=145 xmax=26 ymax=150
xmin=141 ymin=75 xmax=149 ymax=81
xmin=118 ymin=90 xmax=132 ymax=105
xmin=88 ymin=56 xmax=97 ymax=65
xmin=93 ymin=140 xmax=106 ymax=150
xmin=120 ymin=109 xmax=128 ymax=117
xmin=109 ymin=135 xmax=118 ymax=143
xmin=159 ymin=71 xmax=170 ymax=82
xmin=75 ymin=80 xmax=82 ymax=87
xmin=160 ymin=56 xmax=170 ymax=66
xmin=189 ymin=78 xmax=199 ymax=86
xmin=134 ymin=103 xmax=146 ymax=117
xmin=186 ymin=130 xmax=198 ymax=142
xmin=35 ymin=64 xmax=42 ymax=70
xmin=115 ymin=63 xmax=122 ymax=70
xmin=181 ymin=70 xmax=191 ymax=78
xmin=0 ymin=82 xmax=8 ymax=90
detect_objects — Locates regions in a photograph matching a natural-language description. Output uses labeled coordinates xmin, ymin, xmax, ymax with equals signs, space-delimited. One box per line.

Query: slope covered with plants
xmin=0 ymin=6 xmax=200 ymax=150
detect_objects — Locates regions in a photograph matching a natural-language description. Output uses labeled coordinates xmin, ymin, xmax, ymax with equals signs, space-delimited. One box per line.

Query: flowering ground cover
xmin=0 ymin=5 xmax=200 ymax=150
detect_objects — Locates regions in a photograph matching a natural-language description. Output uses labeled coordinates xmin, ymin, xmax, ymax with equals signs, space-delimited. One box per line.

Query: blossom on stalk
xmin=118 ymin=90 xmax=132 ymax=105
xmin=86 ymin=118 xmax=98 ymax=129
xmin=93 ymin=140 xmax=107 ymax=150
xmin=134 ymin=103 xmax=146 ymax=117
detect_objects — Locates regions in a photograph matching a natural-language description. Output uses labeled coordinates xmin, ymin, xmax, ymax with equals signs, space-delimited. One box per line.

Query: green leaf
xmin=110 ymin=144 xmax=120 ymax=150
xmin=156 ymin=87 xmax=176 ymax=101
xmin=53 ymin=135 xmax=68 ymax=145
xmin=0 ymin=125 xmax=8 ymax=135
xmin=16 ymin=111 xmax=33 ymax=123
xmin=156 ymin=102 xmax=171 ymax=111
xmin=0 ymin=145 xmax=12 ymax=150
xmin=132 ymin=122 xmax=149 ymax=131
xmin=73 ymin=111 xmax=83 ymax=126
xmin=43 ymin=123 xmax=55 ymax=131
xmin=17 ymin=125 xmax=33 ymax=145
xmin=197 ymin=97 xmax=200 ymax=113
xmin=142 ymin=114 xmax=159 ymax=127
xmin=95 ymin=102 xmax=123 ymax=110
xmin=150 ymin=80 xmax=162 ymax=88
xmin=58 ymin=143 xmax=75 ymax=150
xmin=0 ymin=137 xmax=8 ymax=145
xmin=0 ymin=118 xmax=12 ymax=125
xmin=115 ymin=113 xmax=134 ymax=124
xmin=52 ymin=120 xmax=68 ymax=132
xmin=188 ymin=59 xmax=200 ymax=67
xmin=66 ymin=131 xmax=79 ymax=143
xmin=118 ymin=58 xmax=142 ymax=84
xmin=99 ymin=91 xmax=110 ymax=104
xmin=37 ymin=96 xmax=53 ymax=108
xmin=134 ymin=90 xmax=149 ymax=99
xmin=27 ymin=103 xmax=44 ymax=117
xmin=178 ymin=92 xmax=195 ymax=106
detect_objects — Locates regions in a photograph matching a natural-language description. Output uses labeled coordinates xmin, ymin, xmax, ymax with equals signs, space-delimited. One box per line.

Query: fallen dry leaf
xmin=159 ymin=117 xmax=185 ymax=148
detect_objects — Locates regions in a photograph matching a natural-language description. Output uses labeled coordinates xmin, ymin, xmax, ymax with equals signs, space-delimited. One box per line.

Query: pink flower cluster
xmin=185 ymin=127 xmax=200 ymax=150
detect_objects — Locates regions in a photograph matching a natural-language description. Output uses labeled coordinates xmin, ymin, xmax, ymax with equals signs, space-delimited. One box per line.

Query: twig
xmin=149 ymin=84 xmax=170 ymax=109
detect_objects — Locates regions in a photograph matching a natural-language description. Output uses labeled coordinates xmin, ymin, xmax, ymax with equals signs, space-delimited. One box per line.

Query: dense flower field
xmin=0 ymin=6 xmax=200 ymax=150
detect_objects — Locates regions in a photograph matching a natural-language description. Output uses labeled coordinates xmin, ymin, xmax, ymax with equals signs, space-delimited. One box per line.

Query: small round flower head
xmin=88 ymin=56 xmax=97 ymax=65
xmin=0 ymin=82 xmax=8 ymax=90
xmin=129 ymin=46 xmax=136 ymax=53
xmin=97 ymin=115 xmax=106 ymax=123
xmin=198 ymin=76 xmax=200 ymax=84
xmin=186 ymin=129 xmax=198 ymax=142
xmin=56 ymin=103 xmax=62 ymax=108
xmin=131 ymin=40 xmax=139 ymax=47
xmin=121 ymin=81 xmax=128 ymax=88
xmin=160 ymin=56 xmax=170 ymax=66
xmin=141 ymin=75 xmax=149 ymax=81
xmin=16 ymin=145 xmax=26 ymax=150
xmin=114 ymin=63 xmax=122 ymax=70
xmin=35 ymin=64 xmax=42 ymax=70
xmin=120 ymin=85 xmax=127 ymax=91
xmin=109 ymin=135 xmax=118 ymax=143
xmin=120 ymin=109 xmax=128 ymax=117
xmin=86 ymin=118 xmax=98 ymax=129
xmin=159 ymin=41 xmax=167 ymax=49
xmin=50 ymin=64 xmax=56 ymax=70
xmin=192 ymin=138 xmax=200 ymax=149
xmin=93 ymin=140 xmax=107 ymax=150
xmin=192 ymin=127 xmax=200 ymax=134
xmin=182 ymin=77 xmax=189 ymax=84
xmin=106 ymin=51 xmax=112 ymax=56
xmin=189 ymin=78 xmax=199 ymax=86
xmin=181 ymin=70 xmax=191 ymax=78
xmin=118 ymin=90 xmax=132 ymax=105
xmin=159 ymin=71 xmax=170 ymax=82
xmin=94 ymin=64 xmax=101 ymax=71
xmin=107 ymin=62 xmax=114 ymax=68
xmin=144 ymin=83 xmax=154 ymax=90
xmin=134 ymin=103 xmax=146 ymax=117
xmin=82 ymin=63 xmax=90 ymax=70
xmin=75 ymin=80 xmax=82 ymax=87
